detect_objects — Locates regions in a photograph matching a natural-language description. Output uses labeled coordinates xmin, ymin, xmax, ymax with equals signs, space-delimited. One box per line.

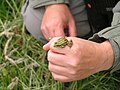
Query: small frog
xmin=54 ymin=37 xmax=73 ymax=48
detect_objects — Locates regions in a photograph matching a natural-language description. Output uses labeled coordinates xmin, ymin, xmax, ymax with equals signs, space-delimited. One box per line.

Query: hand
xmin=43 ymin=37 xmax=114 ymax=82
xmin=41 ymin=4 xmax=77 ymax=41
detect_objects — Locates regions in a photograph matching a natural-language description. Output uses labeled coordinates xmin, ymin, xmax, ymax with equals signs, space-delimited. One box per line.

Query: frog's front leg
xmin=67 ymin=40 xmax=73 ymax=47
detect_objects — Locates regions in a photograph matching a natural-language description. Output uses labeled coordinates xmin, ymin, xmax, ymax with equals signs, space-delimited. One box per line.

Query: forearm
xmin=89 ymin=1 xmax=120 ymax=72
xmin=99 ymin=41 xmax=114 ymax=71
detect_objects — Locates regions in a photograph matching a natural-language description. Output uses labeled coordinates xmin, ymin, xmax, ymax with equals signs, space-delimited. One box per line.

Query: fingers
xmin=48 ymin=59 xmax=75 ymax=82
xmin=41 ymin=23 xmax=66 ymax=41
xmin=54 ymin=26 xmax=65 ymax=37
xmin=41 ymin=22 xmax=76 ymax=40
xmin=68 ymin=19 xmax=77 ymax=37
xmin=51 ymin=72 xmax=70 ymax=82
xmin=41 ymin=25 xmax=55 ymax=41
xmin=47 ymin=50 xmax=70 ymax=66
xmin=49 ymin=62 xmax=69 ymax=76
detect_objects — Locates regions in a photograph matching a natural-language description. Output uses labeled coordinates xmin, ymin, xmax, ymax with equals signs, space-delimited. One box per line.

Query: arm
xmin=43 ymin=1 xmax=120 ymax=82
xmin=90 ymin=1 xmax=120 ymax=72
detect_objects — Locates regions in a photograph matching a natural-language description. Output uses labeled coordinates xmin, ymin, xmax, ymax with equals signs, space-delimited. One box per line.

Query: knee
xmin=22 ymin=2 xmax=48 ymax=43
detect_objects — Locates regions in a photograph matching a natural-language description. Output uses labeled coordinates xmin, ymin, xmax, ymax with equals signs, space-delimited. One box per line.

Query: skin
xmin=41 ymin=4 xmax=77 ymax=40
xmin=43 ymin=37 xmax=114 ymax=82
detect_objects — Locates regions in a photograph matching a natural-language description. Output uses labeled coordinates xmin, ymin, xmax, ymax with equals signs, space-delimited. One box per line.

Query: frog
xmin=54 ymin=37 xmax=73 ymax=48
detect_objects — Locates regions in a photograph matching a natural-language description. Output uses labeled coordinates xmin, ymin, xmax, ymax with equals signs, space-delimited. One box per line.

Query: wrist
xmin=99 ymin=41 xmax=114 ymax=71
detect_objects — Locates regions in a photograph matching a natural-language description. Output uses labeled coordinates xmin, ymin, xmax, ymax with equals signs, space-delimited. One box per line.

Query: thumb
xmin=68 ymin=20 xmax=77 ymax=37
xmin=43 ymin=42 xmax=51 ymax=51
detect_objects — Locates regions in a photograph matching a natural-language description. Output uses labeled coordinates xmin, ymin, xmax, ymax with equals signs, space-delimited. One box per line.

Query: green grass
xmin=0 ymin=0 xmax=120 ymax=90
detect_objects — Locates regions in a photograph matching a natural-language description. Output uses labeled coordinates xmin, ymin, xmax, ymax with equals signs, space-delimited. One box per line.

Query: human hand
xmin=43 ymin=37 xmax=114 ymax=82
xmin=41 ymin=4 xmax=77 ymax=41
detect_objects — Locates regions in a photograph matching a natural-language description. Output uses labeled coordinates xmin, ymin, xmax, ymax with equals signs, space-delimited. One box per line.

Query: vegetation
xmin=0 ymin=0 xmax=120 ymax=90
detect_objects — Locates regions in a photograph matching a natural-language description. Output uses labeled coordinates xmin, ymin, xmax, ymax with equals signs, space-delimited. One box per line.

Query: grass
xmin=0 ymin=0 xmax=120 ymax=90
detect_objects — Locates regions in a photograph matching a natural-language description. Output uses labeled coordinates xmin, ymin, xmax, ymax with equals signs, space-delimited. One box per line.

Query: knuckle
xmin=71 ymin=19 xmax=75 ymax=24
xmin=69 ymin=69 xmax=78 ymax=75
xmin=47 ymin=54 xmax=53 ymax=62
xmin=53 ymin=19 xmax=63 ymax=26
xmin=74 ymin=45 xmax=80 ymax=52
xmin=70 ymin=59 xmax=80 ymax=68
xmin=47 ymin=52 xmax=53 ymax=62
xmin=41 ymin=25 xmax=47 ymax=31
xmin=48 ymin=64 xmax=52 ymax=72
xmin=68 ymin=61 xmax=80 ymax=75
xmin=53 ymin=76 xmax=58 ymax=81
xmin=52 ymin=73 xmax=69 ymax=82
xmin=52 ymin=74 xmax=59 ymax=81
xmin=53 ymin=77 xmax=67 ymax=82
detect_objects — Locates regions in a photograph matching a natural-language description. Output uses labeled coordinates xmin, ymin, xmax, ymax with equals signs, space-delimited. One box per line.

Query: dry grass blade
xmin=0 ymin=62 xmax=8 ymax=70
xmin=8 ymin=77 xmax=19 ymax=90
xmin=0 ymin=31 xmax=14 ymax=37
xmin=4 ymin=36 xmax=12 ymax=56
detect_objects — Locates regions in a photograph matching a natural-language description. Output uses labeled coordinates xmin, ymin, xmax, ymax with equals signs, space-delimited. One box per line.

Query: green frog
xmin=54 ymin=37 xmax=73 ymax=48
